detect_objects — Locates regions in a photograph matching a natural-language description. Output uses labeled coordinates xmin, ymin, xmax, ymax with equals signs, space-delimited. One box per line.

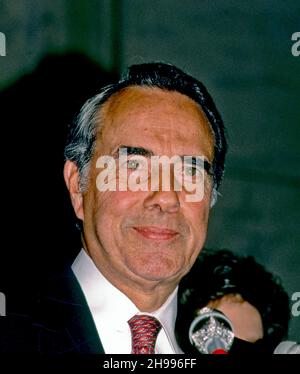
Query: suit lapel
xmin=63 ymin=268 xmax=105 ymax=353
xmin=34 ymin=266 xmax=105 ymax=354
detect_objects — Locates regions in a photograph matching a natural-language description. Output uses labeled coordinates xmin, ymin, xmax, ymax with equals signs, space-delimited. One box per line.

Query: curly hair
xmin=176 ymin=249 xmax=291 ymax=353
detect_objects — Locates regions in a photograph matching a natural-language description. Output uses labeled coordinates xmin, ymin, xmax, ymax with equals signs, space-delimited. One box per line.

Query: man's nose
xmin=143 ymin=189 xmax=180 ymax=213
xmin=143 ymin=167 xmax=180 ymax=213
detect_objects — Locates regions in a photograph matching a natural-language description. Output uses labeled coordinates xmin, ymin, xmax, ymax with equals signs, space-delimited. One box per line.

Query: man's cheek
xmin=187 ymin=200 xmax=210 ymax=222
xmin=99 ymin=190 xmax=142 ymax=211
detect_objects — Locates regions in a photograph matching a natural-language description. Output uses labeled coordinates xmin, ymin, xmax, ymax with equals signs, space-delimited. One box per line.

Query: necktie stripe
xmin=128 ymin=314 xmax=162 ymax=354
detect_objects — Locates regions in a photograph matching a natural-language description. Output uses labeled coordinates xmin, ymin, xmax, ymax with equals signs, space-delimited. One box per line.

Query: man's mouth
xmin=132 ymin=226 xmax=179 ymax=240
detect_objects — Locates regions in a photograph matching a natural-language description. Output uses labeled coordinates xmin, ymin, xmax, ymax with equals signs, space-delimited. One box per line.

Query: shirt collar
xmin=149 ymin=284 xmax=179 ymax=351
xmin=71 ymin=249 xmax=180 ymax=352
xmin=72 ymin=249 xmax=138 ymax=331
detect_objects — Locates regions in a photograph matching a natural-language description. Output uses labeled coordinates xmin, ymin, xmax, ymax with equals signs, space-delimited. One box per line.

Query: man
xmin=176 ymin=249 xmax=291 ymax=354
xmin=14 ymin=62 xmax=227 ymax=354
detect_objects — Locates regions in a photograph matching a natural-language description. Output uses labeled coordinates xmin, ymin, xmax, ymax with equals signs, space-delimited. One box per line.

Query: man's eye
xmin=127 ymin=160 xmax=140 ymax=169
xmin=184 ymin=166 xmax=199 ymax=177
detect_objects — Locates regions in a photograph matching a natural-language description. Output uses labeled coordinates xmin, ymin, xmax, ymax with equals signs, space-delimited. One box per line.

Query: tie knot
xmin=128 ymin=314 xmax=162 ymax=354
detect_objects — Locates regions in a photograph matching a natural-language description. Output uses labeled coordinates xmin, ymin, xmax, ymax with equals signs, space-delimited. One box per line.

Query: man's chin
xmin=129 ymin=262 xmax=182 ymax=284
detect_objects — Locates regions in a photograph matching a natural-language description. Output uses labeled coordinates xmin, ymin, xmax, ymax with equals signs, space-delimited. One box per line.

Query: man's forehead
xmin=100 ymin=85 xmax=205 ymax=122
xmin=95 ymin=85 xmax=214 ymax=158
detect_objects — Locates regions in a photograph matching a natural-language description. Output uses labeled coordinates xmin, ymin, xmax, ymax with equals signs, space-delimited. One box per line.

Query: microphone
xmin=189 ymin=307 xmax=235 ymax=354
xmin=273 ymin=341 xmax=300 ymax=354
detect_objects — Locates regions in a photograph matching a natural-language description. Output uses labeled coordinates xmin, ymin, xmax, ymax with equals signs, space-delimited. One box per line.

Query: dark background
xmin=0 ymin=0 xmax=299 ymax=341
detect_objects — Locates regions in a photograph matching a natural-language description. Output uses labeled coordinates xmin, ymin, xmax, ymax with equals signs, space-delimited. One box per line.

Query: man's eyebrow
xmin=184 ymin=156 xmax=212 ymax=174
xmin=112 ymin=146 xmax=212 ymax=173
xmin=113 ymin=145 xmax=154 ymax=158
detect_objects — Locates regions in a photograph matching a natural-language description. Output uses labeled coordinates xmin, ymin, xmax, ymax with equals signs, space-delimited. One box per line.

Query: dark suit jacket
xmin=1 ymin=266 xmax=273 ymax=355
xmin=0 ymin=267 xmax=104 ymax=353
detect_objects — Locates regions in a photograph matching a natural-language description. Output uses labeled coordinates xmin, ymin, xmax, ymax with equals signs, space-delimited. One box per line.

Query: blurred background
xmin=0 ymin=0 xmax=299 ymax=341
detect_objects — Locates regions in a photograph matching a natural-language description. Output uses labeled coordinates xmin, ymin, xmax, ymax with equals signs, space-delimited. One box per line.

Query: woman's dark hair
xmin=176 ymin=249 xmax=291 ymax=353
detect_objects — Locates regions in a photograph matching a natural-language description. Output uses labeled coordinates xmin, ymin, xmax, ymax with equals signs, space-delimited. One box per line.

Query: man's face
xmin=75 ymin=87 xmax=214 ymax=290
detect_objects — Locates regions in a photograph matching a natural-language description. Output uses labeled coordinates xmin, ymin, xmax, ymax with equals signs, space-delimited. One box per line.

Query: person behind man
xmin=23 ymin=62 xmax=227 ymax=354
xmin=176 ymin=249 xmax=291 ymax=354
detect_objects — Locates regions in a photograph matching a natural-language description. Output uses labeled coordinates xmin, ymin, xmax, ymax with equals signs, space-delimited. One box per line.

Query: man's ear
xmin=63 ymin=160 xmax=84 ymax=221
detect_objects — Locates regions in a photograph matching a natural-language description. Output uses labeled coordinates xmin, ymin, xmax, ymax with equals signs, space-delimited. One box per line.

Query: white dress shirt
xmin=71 ymin=249 xmax=182 ymax=354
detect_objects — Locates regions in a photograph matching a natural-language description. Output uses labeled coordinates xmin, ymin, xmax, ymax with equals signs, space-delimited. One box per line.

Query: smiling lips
xmin=133 ymin=226 xmax=179 ymax=240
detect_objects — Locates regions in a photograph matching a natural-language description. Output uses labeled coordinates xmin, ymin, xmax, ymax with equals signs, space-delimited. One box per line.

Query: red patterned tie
xmin=128 ymin=314 xmax=162 ymax=354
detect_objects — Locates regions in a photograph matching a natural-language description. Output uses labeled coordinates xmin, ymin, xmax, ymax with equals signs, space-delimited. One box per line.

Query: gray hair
xmin=64 ymin=85 xmax=115 ymax=191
